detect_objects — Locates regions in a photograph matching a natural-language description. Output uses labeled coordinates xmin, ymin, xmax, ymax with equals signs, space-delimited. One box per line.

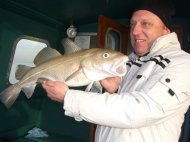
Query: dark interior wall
xmin=171 ymin=18 xmax=190 ymax=52
xmin=0 ymin=7 xmax=60 ymax=138
xmin=0 ymin=8 xmax=62 ymax=90
xmin=0 ymin=8 xmax=90 ymax=141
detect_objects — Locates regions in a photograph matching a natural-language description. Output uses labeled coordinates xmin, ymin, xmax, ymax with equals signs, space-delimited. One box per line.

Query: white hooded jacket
xmin=64 ymin=32 xmax=190 ymax=142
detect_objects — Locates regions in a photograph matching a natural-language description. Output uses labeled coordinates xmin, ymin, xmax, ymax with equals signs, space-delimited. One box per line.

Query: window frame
xmin=8 ymin=35 xmax=50 ymax=84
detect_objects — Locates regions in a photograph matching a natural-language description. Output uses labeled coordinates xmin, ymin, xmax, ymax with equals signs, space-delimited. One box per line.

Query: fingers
xmin=42 ymin=80 xmax=57 ymax=94
xmin=41 ymin=80 xmax=68 ymax=103
xmin=100 ymin=76 xmax=121 ymax=93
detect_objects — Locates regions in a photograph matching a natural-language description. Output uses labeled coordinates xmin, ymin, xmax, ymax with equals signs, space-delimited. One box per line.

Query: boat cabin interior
xmin=0 ymin=0 xmax=190 ymax=142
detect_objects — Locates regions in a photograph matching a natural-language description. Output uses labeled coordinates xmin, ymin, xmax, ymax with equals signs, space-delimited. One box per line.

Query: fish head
xmin=81 ymin=48 xmax=129 ymax=81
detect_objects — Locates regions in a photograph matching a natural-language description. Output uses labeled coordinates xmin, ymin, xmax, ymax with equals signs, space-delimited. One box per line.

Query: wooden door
xmin=89 ymin=15 xmax=130 ymax=142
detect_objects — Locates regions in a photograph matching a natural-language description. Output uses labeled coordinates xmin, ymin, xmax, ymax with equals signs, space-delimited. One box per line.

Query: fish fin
xmin=85 ymin=81 xmax=102 ymax=93
xmin=34 ymin=47 xmax=61 ymax=65
xmin=15 ymin=65 xmax=32 ymax=80
xmin=65 ymin=69 xmax=82 ymax=82
xmin=93 ymin=81 xmax=102 ymax=90
xmin=90 ymin=81 xmax=102 ymax=93
xmin=65 ymin=68 xmax=89 ymax=86
xmin=61 ymin=38 xmax=82 ymax=54
xmin=21 ymin=84 xmax=37 ymax=99
xmin=85 ymin=82 xmax=94 ymax=92
xmin=0 ymin=84 xmax=21 ymax=108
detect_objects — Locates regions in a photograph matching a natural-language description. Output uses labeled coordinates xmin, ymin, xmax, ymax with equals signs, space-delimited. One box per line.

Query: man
xmin=42 ymin=2 xmax=190 ymax=142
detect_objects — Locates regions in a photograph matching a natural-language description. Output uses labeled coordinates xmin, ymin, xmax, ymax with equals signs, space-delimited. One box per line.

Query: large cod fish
xmin=0 ymin=38 xmax=128 ymax=108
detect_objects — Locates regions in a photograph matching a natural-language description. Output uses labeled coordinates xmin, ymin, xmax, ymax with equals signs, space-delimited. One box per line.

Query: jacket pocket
xmin=147 ymin=74 xmax=181 ymax=112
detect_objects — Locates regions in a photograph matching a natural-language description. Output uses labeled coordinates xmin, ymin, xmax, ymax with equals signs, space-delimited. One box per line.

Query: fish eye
xmin=103 ymin=53 xmax=110 ymax=58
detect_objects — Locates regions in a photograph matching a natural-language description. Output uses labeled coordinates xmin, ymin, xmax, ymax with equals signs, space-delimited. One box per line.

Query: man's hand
xmin=42 ymin=80 xmax=68 ymax=103
xmin=100 ymin=76 xmax=121 ymax=93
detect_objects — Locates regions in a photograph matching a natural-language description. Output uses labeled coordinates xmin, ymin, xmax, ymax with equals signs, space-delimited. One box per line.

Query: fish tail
xmin=0 ymin=84 xmax=21 ymax=108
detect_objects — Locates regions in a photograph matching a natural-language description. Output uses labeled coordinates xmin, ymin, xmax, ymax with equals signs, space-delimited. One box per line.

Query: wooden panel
xmin=96 ymin=15 xmax=130 ymax=54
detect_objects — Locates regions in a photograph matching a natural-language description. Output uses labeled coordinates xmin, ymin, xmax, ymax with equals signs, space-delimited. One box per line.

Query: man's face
xmin=130 ymin=10 xmax=170 ymax=56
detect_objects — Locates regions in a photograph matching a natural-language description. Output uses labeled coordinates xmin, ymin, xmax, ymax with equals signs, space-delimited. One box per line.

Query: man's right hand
xmin=100 ymin=76 xmax=121 ymax=93
xmin=42 ymin=80 xmax=69 ymax=103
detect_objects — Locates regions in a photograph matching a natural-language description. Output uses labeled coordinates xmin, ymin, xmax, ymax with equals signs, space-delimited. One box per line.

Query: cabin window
xmin=96 ymin=15 xmax=129 ymax=55
xmin=105 ymin=28 xmax=121 ymax=51
xmin=9 ymin=36 xmax=49 ymax=84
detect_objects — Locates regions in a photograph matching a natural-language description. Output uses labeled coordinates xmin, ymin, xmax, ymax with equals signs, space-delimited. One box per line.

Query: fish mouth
xmin=114 ymin=58 xmax=128 ymax=76
xmin=116 ymin=64 xmax=126 ymax=75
